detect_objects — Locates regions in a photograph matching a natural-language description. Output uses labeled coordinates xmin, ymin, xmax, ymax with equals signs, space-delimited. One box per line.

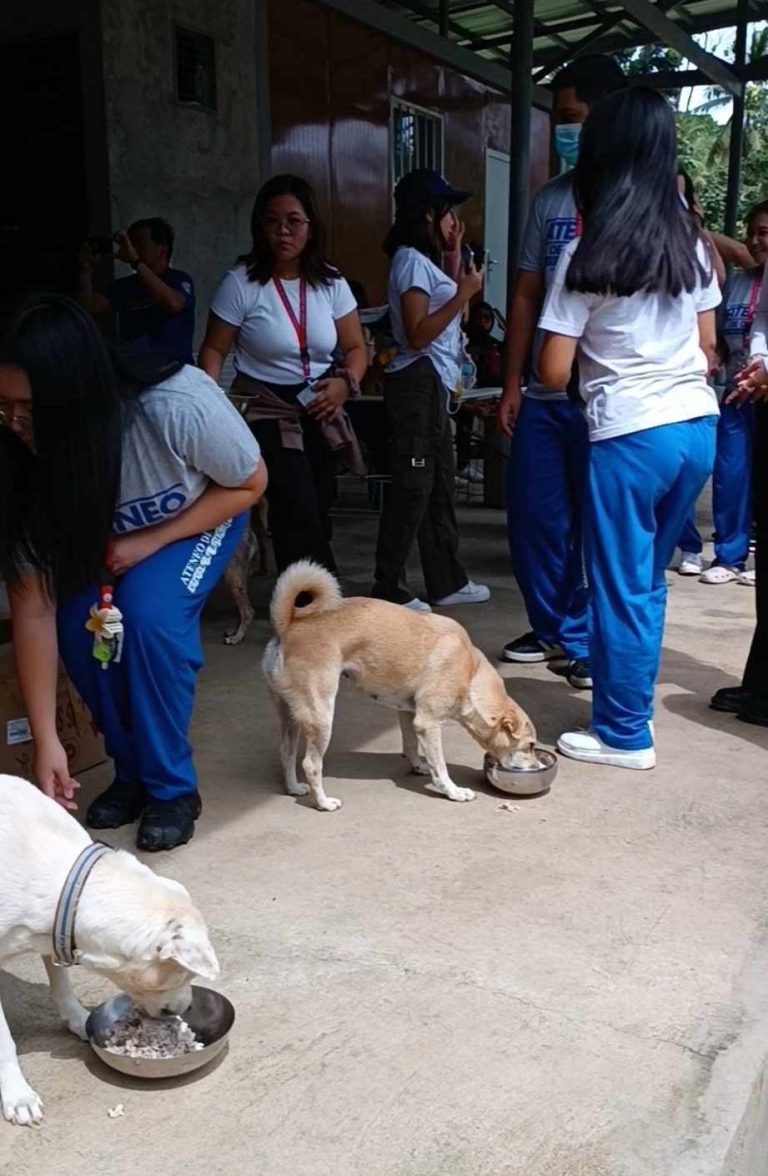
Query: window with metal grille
xmin=175 ymin=26 xmax=216 ymax=111
xmin=391 ymin=101 xmax=443 ymax=186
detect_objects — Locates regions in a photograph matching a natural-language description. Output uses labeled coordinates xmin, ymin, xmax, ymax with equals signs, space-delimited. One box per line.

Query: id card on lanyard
xmin=273 ymin=276 xmax=316 ymax=404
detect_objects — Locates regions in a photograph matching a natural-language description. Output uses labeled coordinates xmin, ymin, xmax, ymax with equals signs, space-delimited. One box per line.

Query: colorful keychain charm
xmin=85 ymin=544 xmax=124 ymax=670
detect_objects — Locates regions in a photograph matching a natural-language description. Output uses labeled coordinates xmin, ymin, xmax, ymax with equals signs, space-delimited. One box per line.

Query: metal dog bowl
xmin=86 ymin=986 xmax=235 ymax=1080
xmin=484 ymin=747 xmax=557 ymax=797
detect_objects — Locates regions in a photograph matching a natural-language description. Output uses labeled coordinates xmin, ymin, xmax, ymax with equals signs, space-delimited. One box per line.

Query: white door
xmin=483 ymin=148 xmax=510 ymax=322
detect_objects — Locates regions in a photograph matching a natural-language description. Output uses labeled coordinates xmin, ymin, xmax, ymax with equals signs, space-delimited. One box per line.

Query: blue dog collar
xmin=51 ymin=842 xmax=114 ymax=967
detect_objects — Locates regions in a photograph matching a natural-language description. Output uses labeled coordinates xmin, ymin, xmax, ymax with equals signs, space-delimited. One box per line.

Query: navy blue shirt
xmin=107 ymin=267 xmax=195 ymax=364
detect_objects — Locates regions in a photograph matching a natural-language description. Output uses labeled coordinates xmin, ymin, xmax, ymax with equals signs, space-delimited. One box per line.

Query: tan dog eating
xmin=263 ymin=561 xmax=536 ymax=810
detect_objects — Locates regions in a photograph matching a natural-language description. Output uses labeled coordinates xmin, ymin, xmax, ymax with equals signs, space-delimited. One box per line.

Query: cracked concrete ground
xmin=1 ymin=497 xmax=767 ymax=1176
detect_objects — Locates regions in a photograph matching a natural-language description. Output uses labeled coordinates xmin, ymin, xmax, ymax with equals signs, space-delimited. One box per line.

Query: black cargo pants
xmin=743 ymin=403 xmax=768 ymax=695
xmin=372 ymin=358 xmax=468 ymax=604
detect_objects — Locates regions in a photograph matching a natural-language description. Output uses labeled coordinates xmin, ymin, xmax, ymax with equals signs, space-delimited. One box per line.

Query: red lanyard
xmin=744 ymin=274 xmax=762 ymax=349
xmin=574 ymin=211 xmax=582 ymax=237
xmin=273 ymin=276 xmax=310 ymax=381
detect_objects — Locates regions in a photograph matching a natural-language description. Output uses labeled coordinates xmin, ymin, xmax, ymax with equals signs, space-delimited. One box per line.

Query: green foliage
xmin=618 ymin=27 xmax=768 ymax=232
xmin=677 ymin=85 xmax=768 ymax=231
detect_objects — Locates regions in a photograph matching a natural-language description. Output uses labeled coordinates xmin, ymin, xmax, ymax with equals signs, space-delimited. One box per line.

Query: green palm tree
xmin=694 ymin=25 xmax=768 ymax=166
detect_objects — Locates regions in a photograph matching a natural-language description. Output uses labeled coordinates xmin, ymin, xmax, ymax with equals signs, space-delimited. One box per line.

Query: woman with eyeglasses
xmin=199 ymin=175 xmax=367 ymax=573
xmin=0 ymin=295 xmax=265 ymax=849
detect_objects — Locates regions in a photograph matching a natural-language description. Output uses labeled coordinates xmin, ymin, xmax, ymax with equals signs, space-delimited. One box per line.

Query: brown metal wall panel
xmin=268 ymin=0 xmax=551 ymax=303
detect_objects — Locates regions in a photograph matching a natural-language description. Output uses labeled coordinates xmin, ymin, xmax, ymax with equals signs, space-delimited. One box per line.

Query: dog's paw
xmin=316 ymin=796 xmax=343 ymax=812
xmin=1 ymin=1078 xmax=44 ymax=1127
xmin=224 ymin=629 xmax=245 ymax=646
xmin=407 ymin=756 xmax=432 ymax=777
xmin=426 ymin=781 xmax=476 ymax=802
xmin=286 ymin=781 xmax=310 ymax=797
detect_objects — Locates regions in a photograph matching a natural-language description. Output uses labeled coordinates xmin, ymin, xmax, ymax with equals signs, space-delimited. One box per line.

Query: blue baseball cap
xmin=394 ymin=168 xmax=471 ymax=208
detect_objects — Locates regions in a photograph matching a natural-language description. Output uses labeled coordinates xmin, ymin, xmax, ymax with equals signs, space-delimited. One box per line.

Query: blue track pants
xmin=57 ymin=515 xmax=246 ymax=800
xmin=506 ymin=397 xmax=590 ymax=660
xmin=587 ymin=418 xmax=716 ymax=749
xmin=678 ymin=400 xmax=754 ymax=567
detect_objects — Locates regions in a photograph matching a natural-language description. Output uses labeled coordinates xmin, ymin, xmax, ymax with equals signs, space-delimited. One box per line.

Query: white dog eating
xmin=0 ymin=775 xmax=219 ymax=1126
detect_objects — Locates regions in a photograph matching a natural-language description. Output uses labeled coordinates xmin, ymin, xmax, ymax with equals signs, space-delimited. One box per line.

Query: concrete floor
xmin=1 ymin=499 xmax=767 ymax=1176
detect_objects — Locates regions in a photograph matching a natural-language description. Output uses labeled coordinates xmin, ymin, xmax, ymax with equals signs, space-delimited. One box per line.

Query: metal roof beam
xmin=534 ymin=7 xmax=749 ymax=74
xmin=591 ymin=0 xmax=742 ymax=95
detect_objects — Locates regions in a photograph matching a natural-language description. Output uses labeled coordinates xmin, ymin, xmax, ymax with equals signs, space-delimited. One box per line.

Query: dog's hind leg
xmin=223 ymin=530 xmax=256 ymax=645
xmin=0 ymin=987 xmax=43 ymax=1125
xmin=43 ymin=957 xmax=89 ymax=1039
xmin=276 ymin=697 xmax=307 ymax=798
xmin=301 ymin=699 xmax=341 ymax=812
xmin=413 ymin=713 xmax=476 ymax=803
xmin=398 ymin=711 xmax=430 ymax=776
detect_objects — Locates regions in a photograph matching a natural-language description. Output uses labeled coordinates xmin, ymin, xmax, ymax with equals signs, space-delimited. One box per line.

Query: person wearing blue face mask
xmin=497 ymin=55 xmax=626 ymax=689
xmin=554 ymin=124 xmax=582 ymax=171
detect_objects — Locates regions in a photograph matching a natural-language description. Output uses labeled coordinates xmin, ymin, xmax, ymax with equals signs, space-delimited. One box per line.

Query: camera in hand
xmin=88 ymin=234 xmax=116 ymax=255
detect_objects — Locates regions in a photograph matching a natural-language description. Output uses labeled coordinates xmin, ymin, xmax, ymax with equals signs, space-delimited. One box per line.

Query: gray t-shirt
xmin=114 ymin=365 xmax=260 ymax=534
xmin=721 ymin=269 xmax=763 ymax=387
xmin=519 ymin=171 xmax=577 ymax=400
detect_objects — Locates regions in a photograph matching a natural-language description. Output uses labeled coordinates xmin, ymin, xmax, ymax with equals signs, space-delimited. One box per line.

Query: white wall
xmin=100 ymin=0 xmax=265 ymax=346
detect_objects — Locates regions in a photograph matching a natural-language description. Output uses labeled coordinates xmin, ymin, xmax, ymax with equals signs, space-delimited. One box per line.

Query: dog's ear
xmin=499 ymin=708 xmax=535 ymax=743
xmin=500 ymin=713 xmax=523 ymax=738
xmin=158 ymin=921 xmax=220 ymax=981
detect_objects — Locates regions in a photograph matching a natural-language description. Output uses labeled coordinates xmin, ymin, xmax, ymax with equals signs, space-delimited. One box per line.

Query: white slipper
xmin=699 ymin=565 xmax=739 ymax=585
xmin=737 ymin=569 xmax=756 ymax=587
xmin=557 ymin=730 xmax=656 ymax=770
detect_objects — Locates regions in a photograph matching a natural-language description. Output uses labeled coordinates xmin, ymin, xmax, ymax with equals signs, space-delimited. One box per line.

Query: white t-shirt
xmin=538 ymin=238 xmax=721 ymax=442
xmin=210 ymin=265 xmax=357 ymax=384
xmin=386 ymin=247 xmax=461 ymax=393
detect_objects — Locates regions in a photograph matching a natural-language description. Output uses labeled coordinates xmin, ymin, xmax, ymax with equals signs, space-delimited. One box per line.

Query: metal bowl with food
xmin=484 ymin=747 xmax=557 ymax=797
xmin=85 ymin=985 xmax=235 ymax=1080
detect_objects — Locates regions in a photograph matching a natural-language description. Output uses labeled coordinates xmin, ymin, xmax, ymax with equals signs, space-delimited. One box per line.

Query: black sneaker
xmin=737 ymin=694 xmax=768 ymax=728
xmin=710 ymin=686 xmax=755 ymax=714
xmin=566 ymin=659 xmax=593 ymax=689
xmin=136 ymin=792 xmax=202 ymax=852
xmin=86 ymin=779 xmax=147 ymax=830
xmin=501 ymin=632 xmax=562 ymax=663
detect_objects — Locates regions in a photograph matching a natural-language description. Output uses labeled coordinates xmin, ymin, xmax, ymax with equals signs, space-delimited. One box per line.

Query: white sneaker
xmin=699 ymin=564 xmax=739 ymax=585
xmin=557 ymin=730 xmax=656 ymax=770
xmin=432 ymin=581 xmax=491 ymax=607
xmin=403 ymin=598 xmax=432 ymax=612
xmin=737 ymin=569 xmax=756 ymax=587
xmin=678 ymin=552 xmax=703 ymax=576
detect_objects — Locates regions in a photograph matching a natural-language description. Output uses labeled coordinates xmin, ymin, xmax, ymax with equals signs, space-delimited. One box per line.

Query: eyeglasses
xmin=261 ymin=215 xmax=310 ymax=236
xmin=0 ymin=400 xmax=33 ymax=428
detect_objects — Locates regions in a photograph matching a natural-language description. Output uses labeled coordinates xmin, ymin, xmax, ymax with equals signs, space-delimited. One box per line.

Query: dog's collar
xmin=51 ymin=842 xmax=114 ymax=968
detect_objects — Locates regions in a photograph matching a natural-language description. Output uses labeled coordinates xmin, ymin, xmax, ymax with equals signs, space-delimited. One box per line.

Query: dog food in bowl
xmin=484 ymin=747 xmax=557 ymax=796
xmin=104 ymin=1008 xmax=204 ymax=1059
xmin=86 ymin=986 xmax=235 ymax=1080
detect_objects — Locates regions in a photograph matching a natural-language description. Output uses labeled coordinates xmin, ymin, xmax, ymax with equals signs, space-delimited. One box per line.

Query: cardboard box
xmin=0 ymin=644 xmax=106 ymax=779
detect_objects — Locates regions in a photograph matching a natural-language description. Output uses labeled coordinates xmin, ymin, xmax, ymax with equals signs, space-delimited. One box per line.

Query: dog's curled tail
xmin=270 ymin=560 xmax=343 ymax=638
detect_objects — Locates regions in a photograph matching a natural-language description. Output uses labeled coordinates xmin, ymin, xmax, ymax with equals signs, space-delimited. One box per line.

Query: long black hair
xmin=567 ymin=88 xmax=710 ymax=297
xmin=0 ymin=294 xmax=182 ymax=599
xmin=383 ymin=196 xmax=453 ymax=263
xmin=237 ymin=175 xmax=336 ymax=287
